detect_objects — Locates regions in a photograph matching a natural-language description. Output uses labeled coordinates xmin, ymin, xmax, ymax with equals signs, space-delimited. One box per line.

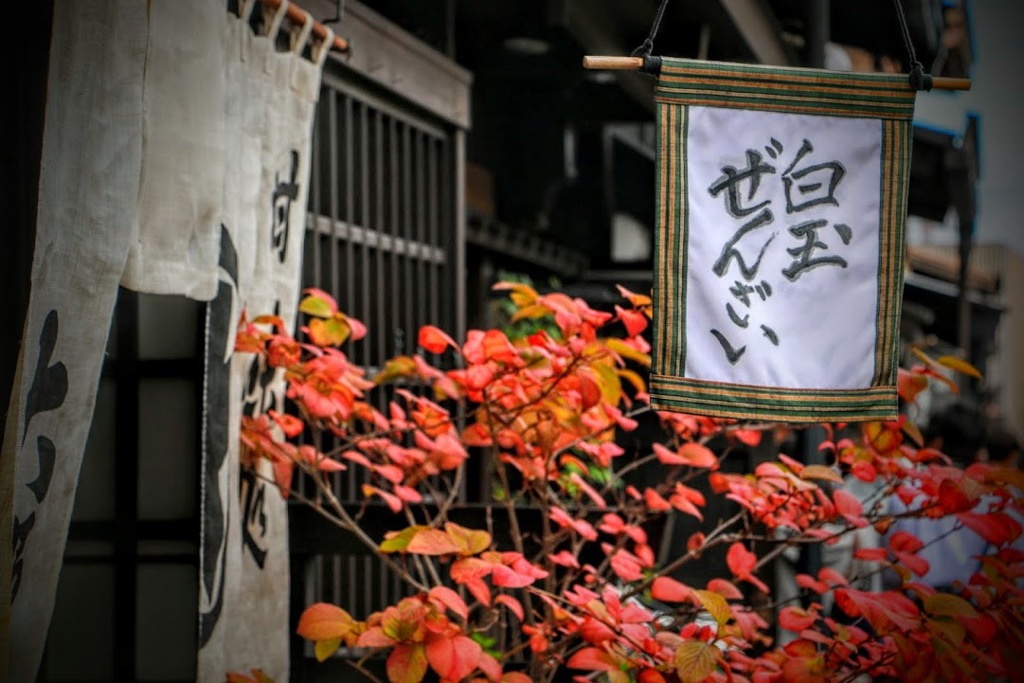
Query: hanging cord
xmin=322 ymin=0 xmax=344 ymax=25
xmin=892 ymin=0 xmax=932 ymax=90
xmin=632 ymin=0 xmax=670 ymax=74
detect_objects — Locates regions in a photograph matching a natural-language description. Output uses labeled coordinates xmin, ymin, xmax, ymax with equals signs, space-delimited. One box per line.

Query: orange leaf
xmin=426 ymin=634 xmax=482 ymax=682
xmin=429 ymin=586 xmax=469 ymax=621
xmin=495 ymin=594 xmax=525 ymax=621
xmin=567 ymin=646 xmax=620 ymax=673
xmin=407 ymin=528 xmax=464 ymax=556
xmin=388 ymin=644 xmax=428 ymax=683
xmin=297 ymin=603 xmax=356 ymax=641
xmin=418 ymin=325 xmax=457 ymax=354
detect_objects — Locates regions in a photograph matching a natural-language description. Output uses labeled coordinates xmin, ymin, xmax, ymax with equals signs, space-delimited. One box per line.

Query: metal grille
xmin=293 ymin=66 xmax=466 ymax=678
xmin=304 ymin=72 xmax=459 ymax=379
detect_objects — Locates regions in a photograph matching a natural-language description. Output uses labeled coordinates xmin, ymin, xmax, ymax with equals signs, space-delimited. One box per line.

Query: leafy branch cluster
xmin=228 ymin=283 xmax=1024 ymax=683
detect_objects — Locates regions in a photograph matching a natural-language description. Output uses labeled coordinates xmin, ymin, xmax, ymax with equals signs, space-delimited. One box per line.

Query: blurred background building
xmin=5 ymin=1 xmax=1019 ymax=681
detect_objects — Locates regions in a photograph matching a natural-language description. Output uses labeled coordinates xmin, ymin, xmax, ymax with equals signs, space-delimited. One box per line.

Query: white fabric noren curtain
xmin=0 ymin=1 xmax=331 ymax=681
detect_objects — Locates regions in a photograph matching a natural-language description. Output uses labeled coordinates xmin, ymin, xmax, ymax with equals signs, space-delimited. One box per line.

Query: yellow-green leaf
xmin=901 ymin=420 xmax=925 ymax=447
xmin=985 ymin=467 xmax=1024 ymax=491
xmin=314 ymin=637 xmax=342 ymax=662
xmin=380 ymin=525 xmax=431 ymax=553
xmin=930 ymin=617 xmax=967 ymax=648
xmin=308 ymin=317 xmax=351 ymax=346
xmin=936 ymin=354 xmax=983 ymax=379
xmin=911 ymin=347 xmax=939 ymax=367
xmin=374 ymin=356 xmax=418 ymax=384
xmin=592 ymin=361 xmax=623 ymax=407
xmin=511 ymin=303 xmax=554 ymax=322
xmin=299 ymin=295 xmax=335 ymax=319
xmin=604 ymin=338 xmax=652 ymax=367
xmin=694 ymin=589 xmax=731 ymax=627
xmin=673 ymin=640 xmax=719 ymax=682
xmin=799 ymin=465 xmax=843 ymax=484
xmin=924 ymin=593 xmax=979 ymax=620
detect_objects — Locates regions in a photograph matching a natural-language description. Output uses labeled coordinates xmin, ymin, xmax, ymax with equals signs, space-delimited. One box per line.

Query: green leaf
xmin=673 ymin=640 xmax=718 ymax=682
xmin=299 ymin=295 xmax=335 ymax=319
xmin=314 ymin=637 xmax=342 ymax=662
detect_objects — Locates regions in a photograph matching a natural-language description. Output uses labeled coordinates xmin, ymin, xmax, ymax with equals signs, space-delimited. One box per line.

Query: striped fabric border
xmin=650 ymin=59 xmax=915 ymax=424
xmin=655 ymin=57 xmax=917 ymax=121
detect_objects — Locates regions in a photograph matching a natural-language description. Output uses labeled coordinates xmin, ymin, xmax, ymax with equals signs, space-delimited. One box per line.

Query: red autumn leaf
xmin=779 ymin=606 xmax=817 ymax=632
xmin=816 ymin=567 xmax=848 ymax=587
xmin=956 ymin=510 xmax=1024 ymax=546
xmin=548 ymin=550 xmax=580 ymax=568
xmin=853 ymin=547 xmax=889 ymax=562
xmin=268 ymin=410 xmax=304 ymax=438
xmin=726 ymin=542 xmax=768 ymax=593
xmin=577 ymin=372 xmax=602 ymax=410
xmin=610 ymin=549 xmax=645 ymax=582
xmin=428 ymin=586 xmax=468 ymax=621
xmin=418 ymin=325 xmax=457 ymax=354
xmin=566 ymin=646 xmax=620 ymax=673
xmin=897 ymin=368 xmax=929 ymax=403
xmin=651 ymin=576 xmax=695 ymax=603
xmin=425 ymin=634 xmax=482 ymax=682
xmin=888 ymin=531 xmax=924 ymax=554
xmin=362 ymin=484 xmax=403 ymax=513
xmin=833 ymin=589 xmax=921 ymax=634
xmin=638 ymin=669 xmax=668 ymax=683
xmin=296 ymin=603 xmax=356 ymax=641
xmin=616 ymin=283 xmax=652 ymax=308
xmin=706 ymin=578 xmax=744 ymax=600
xmin=495 ymin=594 xmax=525 ymax=621
xmin=687 ymin=532 xmax=706 ymax=553
xmin=938 ymin=479 xmax=973 ymax=513
xmin=615 ymin=305 xmax=648 ymax=337
xmin=795 ymin=573 xmax=828 ymax=594
xmin=644 ymin=487 xmax=673 ymax=512
xmin=833 ymin=488 xmax=868 ymax=527
xmin=387 ymin=643 xmax=429 ymax=683
xmin=726 ymin=542 xmax=756 ymax=578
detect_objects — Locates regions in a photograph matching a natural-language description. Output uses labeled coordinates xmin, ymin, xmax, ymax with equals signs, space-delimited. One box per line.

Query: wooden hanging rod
xmin=263 ymin=0 xmax=349 ymax=53
xmin=582 ymin=55 xmax=972 ymax=91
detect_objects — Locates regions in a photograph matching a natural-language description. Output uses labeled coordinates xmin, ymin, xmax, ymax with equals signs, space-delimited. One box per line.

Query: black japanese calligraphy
xmin=707 ymin=137 xmax=853 ymax=366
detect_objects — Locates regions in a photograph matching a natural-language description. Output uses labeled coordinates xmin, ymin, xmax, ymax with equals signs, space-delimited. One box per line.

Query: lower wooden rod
xmin=581 ymin=55 xmax=972 ymax=91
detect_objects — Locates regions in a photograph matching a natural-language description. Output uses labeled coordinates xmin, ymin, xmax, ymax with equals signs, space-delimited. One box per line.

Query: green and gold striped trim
xmin=650 ymin=374 xmax=898 ymax=422
xmin=871 ymin=119 xmax=912 ymax=386
xmin=655 ymin=57 xmax=916 ymax=120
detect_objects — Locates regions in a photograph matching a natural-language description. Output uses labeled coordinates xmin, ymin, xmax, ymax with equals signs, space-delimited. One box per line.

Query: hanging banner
xmin=198 ymin=4 xmax=331 ymax=681
xmin=120 ymin=0 xmax=228 ymax=301
xmin=0 ymin=2 xmax=148 ymax=681
xmin=650 ymin=58 xmax=915 ymax=422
